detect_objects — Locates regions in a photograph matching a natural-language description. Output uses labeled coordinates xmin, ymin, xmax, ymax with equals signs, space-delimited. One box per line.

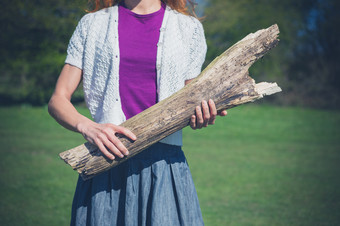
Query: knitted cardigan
xmin=65 ymin=5 xmax=207 ymax=146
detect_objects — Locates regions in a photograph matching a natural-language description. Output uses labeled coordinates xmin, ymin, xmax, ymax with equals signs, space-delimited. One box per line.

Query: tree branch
xmin=59 ymin=24 xmax=281 ymax=180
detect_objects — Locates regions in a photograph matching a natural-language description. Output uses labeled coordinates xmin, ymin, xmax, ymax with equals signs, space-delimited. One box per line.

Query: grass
xmin=0 ymin=104 xmax=339 ymax=225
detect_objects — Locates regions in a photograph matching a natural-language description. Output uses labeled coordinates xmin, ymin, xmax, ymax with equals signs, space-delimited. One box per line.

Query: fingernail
xmin=125 ymin=151 xmax=129 ymax=155
xmin=203 ymin=100 xmax=208 ymax=106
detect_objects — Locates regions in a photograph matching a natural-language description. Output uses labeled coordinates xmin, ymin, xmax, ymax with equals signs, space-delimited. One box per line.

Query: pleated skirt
xmin=70 ymin=142 xmax=204 ymax=226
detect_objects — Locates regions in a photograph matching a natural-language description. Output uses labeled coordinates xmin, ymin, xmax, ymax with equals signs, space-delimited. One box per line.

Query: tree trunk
xmin=59 ymin=24 xmax=281 ymax=180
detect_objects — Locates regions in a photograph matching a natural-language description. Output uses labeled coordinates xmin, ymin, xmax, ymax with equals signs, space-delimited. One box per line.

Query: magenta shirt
xmin=118 ymin=3 xmax=165 ymax=120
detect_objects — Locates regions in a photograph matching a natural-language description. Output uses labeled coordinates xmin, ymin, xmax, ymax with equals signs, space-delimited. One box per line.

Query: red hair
xmin=87 ymin=0 xmax=198 ymax=17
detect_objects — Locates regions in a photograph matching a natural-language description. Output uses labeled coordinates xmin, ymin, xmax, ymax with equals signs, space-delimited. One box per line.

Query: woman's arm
xmin=185 ymin=79 xmax=227 ymax=130
xmin=48 ymin=64 xmax=136 ymax=160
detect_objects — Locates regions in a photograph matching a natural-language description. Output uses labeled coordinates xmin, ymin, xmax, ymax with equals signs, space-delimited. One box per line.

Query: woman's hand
xmin=77 ymin=121 xmax=137 ymax=160
xmin=190 ymin=99 xmax=227 ymax=130
xmin=48 ymin=64 xmax=136 ymax=160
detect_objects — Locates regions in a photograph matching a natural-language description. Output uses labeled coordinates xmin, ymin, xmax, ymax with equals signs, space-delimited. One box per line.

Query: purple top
xmin=118 ymin=3 xmax=165 ymax=120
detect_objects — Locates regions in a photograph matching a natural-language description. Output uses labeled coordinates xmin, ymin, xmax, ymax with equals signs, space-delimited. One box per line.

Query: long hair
xmin=87 ymin=0 xmax=198 ymax=17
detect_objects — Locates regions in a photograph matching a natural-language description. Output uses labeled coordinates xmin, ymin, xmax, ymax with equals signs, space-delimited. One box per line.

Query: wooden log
xmin=60 ymin=24 xmax=282 ymax=180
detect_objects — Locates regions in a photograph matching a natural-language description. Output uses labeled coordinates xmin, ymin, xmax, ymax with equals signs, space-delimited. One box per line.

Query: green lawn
xmin=0 ymin=104 xmax=339 ymax=225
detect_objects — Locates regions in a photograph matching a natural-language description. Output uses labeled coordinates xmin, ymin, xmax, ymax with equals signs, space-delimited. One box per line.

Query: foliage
xmin=1 ymin=0 xmax=339 ymax=108
xmin=203 ymin=0 xmax=340 ymax=108
xmin=0 ymin=105 xmax=339 ymax=225
xmin=0 ymin=0 xmax=86 ymax=105
xmin=287 ymin=0 xmax=340 ymax=108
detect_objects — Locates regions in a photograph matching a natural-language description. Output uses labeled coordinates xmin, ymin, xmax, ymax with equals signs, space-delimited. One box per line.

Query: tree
xmin=0 ymin=0 xmax=86 ymax=105
xmin=287 ymin=0 xmax=340 ymax=108
xmin=202 ymin=0 xmax=339 ymax=108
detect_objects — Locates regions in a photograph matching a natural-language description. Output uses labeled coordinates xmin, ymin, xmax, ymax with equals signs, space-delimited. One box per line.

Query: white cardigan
xmin=65 ymin=5 xmax=207 ymax=146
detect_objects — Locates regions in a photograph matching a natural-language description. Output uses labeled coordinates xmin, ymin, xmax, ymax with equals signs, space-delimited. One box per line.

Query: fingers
xmin=201 ymin=100 xmax=210 ymax=127
xmin=113 ymin=125 xmax=137 ymax=141
xmin=219 ymin=110 xmax=228 ymax=116
xmin=208 ymin=99 xmax=217 ymax=125
xmin=93 ymin=131 xmax=126 ymax=160
xmin=94 ymin=139 xmax=115 ymax=160
xmin=103 ymin=125 xmax=136 ymax=158
xmin=190 ymin=99 xmax=227 ymax=130
xmin=195 ymin=105 xmax=204 ymax=129
xmin=190 ymin=100 xmax=211 ymax=129
xmin=85 ymin=123 xmax=137 ymax=160
xmin=106 ymin=135 xmax=129 ymax=156
xmin=190 ymin=115 xmax=197 ymax=130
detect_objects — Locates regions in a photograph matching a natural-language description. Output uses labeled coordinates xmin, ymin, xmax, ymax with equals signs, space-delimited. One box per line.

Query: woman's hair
xmin=87 ymin=0 xmax=198 ymax=17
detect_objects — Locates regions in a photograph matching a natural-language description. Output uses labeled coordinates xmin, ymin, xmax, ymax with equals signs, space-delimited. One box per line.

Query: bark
xmin=59 ymin=24 xmax=282 ymax=180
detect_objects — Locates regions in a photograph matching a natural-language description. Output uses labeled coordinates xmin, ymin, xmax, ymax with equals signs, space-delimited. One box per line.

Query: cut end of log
xmin=242 ymin=24 xmax=279 ymax=42
xmin=59 ymin=142 xmax=99 ymax=172
xmin=255 ymin=82 xmax=282 ymax=97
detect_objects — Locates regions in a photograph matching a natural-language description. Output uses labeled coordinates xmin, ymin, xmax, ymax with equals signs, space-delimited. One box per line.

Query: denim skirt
xmin=70 ymin=142 xmax=204 ymax=226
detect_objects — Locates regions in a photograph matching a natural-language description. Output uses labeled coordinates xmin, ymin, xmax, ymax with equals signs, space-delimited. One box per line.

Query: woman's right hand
xmin=77 ymin=121 xmax=137 ymax=160
xmin=48 ymin=64 xmax=136 ymax=160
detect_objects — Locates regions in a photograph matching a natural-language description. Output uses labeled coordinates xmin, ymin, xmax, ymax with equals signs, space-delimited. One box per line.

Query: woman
xmin=48 ymin=0 xmax=227 ymax=225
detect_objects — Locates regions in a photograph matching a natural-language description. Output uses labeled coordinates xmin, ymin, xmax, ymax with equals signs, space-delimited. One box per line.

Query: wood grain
xmin=59 ymin=24 xmax=282 ymax=180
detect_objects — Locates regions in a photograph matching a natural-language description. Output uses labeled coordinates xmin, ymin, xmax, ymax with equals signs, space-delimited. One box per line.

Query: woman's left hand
xmin=190 ymin=99 xmax=227 ymax=130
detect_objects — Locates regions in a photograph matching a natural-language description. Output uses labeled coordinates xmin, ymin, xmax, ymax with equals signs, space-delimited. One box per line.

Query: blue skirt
xmin=70 ymin=142 xmax=204 ymax=226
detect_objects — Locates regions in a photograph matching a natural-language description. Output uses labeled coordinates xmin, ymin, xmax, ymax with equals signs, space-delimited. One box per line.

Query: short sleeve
xmin=65 ymin=14 xmax=91 ymax=70
xmin=185 ymin=20 xmax=207 ymax=81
